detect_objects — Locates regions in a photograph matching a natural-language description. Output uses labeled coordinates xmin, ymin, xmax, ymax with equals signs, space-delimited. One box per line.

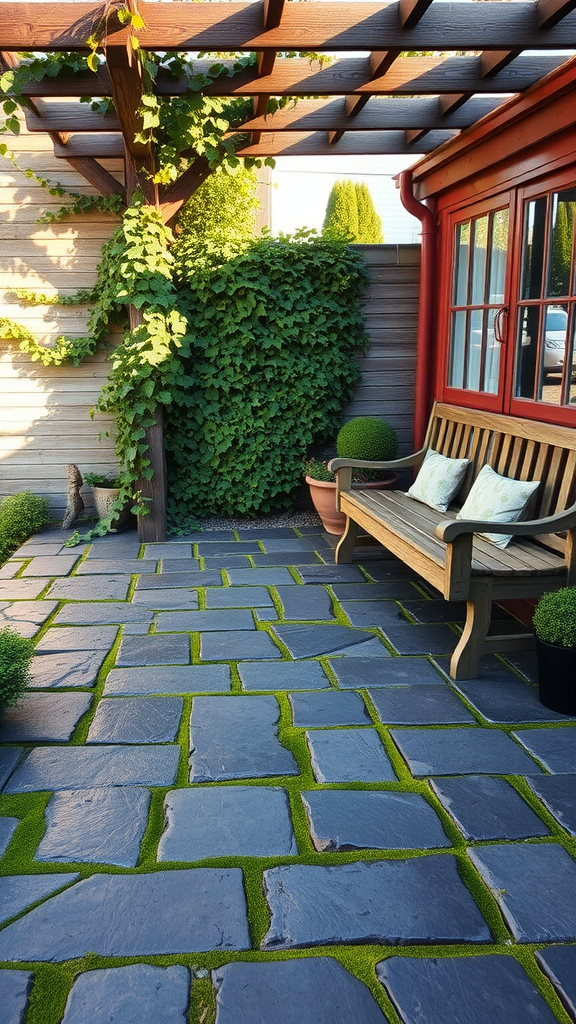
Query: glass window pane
xmin=547 ymin=190 xmax=575 ymax=299
xmin=453 ymin=222 xmax=470 ymax=305
xmin=449 ymin=311 xmax=467 ymax=388
xmin=471 ymin=216 xmax=488 ymax=305
xmin=521 ymin=199 xmax=547 ymax=300
xmin=466 ymin=309 xmax=483 ymax=391
xmin=515 ymin=306 xmax=541 ymax=399
xmin=483 ymin=308 xmax=501 ymax=394
xmin=487 ymin=209 xmax=509 ymax=304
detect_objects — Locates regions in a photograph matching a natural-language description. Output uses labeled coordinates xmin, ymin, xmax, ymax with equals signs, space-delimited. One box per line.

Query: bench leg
xmin=334 ymin=517 xmax=359 ymax=564
xmin=449 ymin=582 xmax=492 ymax=680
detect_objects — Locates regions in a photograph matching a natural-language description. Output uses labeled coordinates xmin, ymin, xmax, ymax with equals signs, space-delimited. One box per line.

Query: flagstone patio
xmin=1 ymin=524 xmax=576 ymax=1023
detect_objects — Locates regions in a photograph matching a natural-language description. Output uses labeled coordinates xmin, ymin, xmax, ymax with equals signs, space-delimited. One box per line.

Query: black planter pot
xmin=536 ymin=637 xmax=576 ymax=715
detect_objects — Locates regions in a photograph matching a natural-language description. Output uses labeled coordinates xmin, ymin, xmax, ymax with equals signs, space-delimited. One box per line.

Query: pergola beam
xmin=2 ymin=2 xmax=576 ymax=51
xmin=159 ymin=155 xmax=212 ymax=223
xmin=53 ymin=134 xmax=125 ymax=158
xmin=62 ymin=156 xmax=126 ymax=199
xmin=235 ymin=129 xmax=457 ymax=156
xmin=25 ymin=103 xmax=121 ymax=134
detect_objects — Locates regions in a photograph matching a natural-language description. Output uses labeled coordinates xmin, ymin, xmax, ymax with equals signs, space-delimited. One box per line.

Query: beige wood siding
xmin=0 ymin=127 xmax=122 ymax=518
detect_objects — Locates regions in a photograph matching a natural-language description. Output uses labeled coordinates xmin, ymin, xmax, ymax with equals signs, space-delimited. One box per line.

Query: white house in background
xmin=269 ymin=155 xmax=422 ymax=244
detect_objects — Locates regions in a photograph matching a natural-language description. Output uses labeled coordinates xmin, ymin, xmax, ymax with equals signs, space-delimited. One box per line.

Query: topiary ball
xmin=336 ymin=416 xmax=398 ymax=462
xmin=533 ymin=587 xmax=576 ymax=648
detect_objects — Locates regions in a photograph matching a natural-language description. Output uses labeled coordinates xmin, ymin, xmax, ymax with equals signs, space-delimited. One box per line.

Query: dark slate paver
xmin=430 ymin=775 xmax=549 ymax=840
xmin=135 ymin=571 xmax=220 ymax=589
xmin=21 ymin=555 xmax=80 ymax=577
xmin=87 ymin=697 xmax=183 ymax=743
xmin=0 ymin=870 xmax=250 ymax=960
xmin=376 ymin=954 xmax=559 ymax=1024
xmin=525 ymin=774 xmax=576 ymax=835
xmin=0 ymin=600 xmax=58 ymax=638
xmin=203 ymin=555 xmax=253 ymax=569
xmin=200 ymin=630 xmax=281 ymax=661
xmin=273 ymin=624 xmax=377 ymax=658
xmin=189 ymin=696 xmax=298 ymax=781
xmin=289 ymin=690 xmax=370 ymax=727
xmin=390 ymin=727 xmax=542 ymax=776
xmin=0 ymin=692 xmax=92 ymax=743
xmin=235 ymin=528 xmax=298 ymax=539
xmin=28 ymin=651 xmax=107 ymax=689
xmin=115 ymin=634 xmax=190 ymax=666
xmin=131 ymin=589 xmax=199 ymax=609
xmin=329 ymin=657 xmax=444 ymax=688
xmin=0 ymin=817 xmax=18 ymax=857
xmin=263 ymin=537 xmax=330 ymax=552
xmin=238 ymin=661 xmax=330 ymax=691
xmin=36 ymin=787 xmax=151 ymax=867
xmin=262 ymin=856 xmax=491 ymax=948
xmin=341 ymin=600 xmax=409 ymax=629
xmin=0 ymin=748 xmax=23 ymax=790
xmin=197 ymin=541 xmax=261 ymax=555
xmin=144 ymin=543 xmax=194 ymax=558
xmin=159 ymin=786 xmax=297 ymax=860
xmin=205 ymin=587 xmax=273 ymax=608
xmin=160 ymin=560 xmax=216 ymax=575
xmin=332 ymin=582 xmax=420 ymax=602
xmin=0 ymin=873 xmax=78 ymax=925
xmin=156 ymin=609 xmax=255 ymax=632
xmin=35 ymin=626 xmax=118 ymax=653
xmin=469 ymin=842 xmax=576 ymax=941
xmin=53 ymin=602 xmax=153 ymax=626
xmin=212 ymin=958 xmax=390 ymax=1024
xmin=252 ymin=552 xmax=322 ymax=566
xmin=4 ymin=746 xmax=180 ymax=793
xmin=306 ymin=728 xmax=397 ymax=783
xmin=382 ymin=623 xmax=459 ymax=656
xmin=46 ymin=577 xmax=132 ymax=601
xmin=400 ymin=599 xmax=467 ymax=623
xmin=302 ymin=790 xmax=450 ymax=851
xmin=255 ymin=607 xmax=279 ymax=621
xmin=227 ymin=568 xmax=296 ymax=586
xmin=16 ymin=541 xmax=64 ymax=555
xmin=77 ymin=559 xmax=157 ymax=575
xmin=296 ymin=565 xmax=366 ymax=584
xmin=104 ymin=664 xmax=231 ymax=694
xmin=61 ymin=965 xmax=190 ymax=1024
xmin=451 ymin=671 xmax=574 ymax=724
xmin=0 ymin=971 xmax=33 ymax=1024
xmin=536 ymin=946 xmax=576 ymax=1020
xmin=85 ymin=538 xmax=141 ymax=559
xmin=363 ymin=561 xmax=419 ymax=582
xmin=276 ymin=585 xmax=335 ymax=621
xmin=513 ymin=727 xmax=576 ymax=772
xmin=331 ymin=637 xmax=392 ymax=658
xmin=369 ymin=685 xmax=475 ymax=725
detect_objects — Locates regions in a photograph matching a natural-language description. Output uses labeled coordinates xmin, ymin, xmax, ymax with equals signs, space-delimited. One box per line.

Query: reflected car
xmin=543 ymin=306 xmax=570 ymax=374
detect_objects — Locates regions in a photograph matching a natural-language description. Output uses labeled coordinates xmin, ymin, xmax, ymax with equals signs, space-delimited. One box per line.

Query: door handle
xmin=493 ymin=305 xmax=508 ymax=345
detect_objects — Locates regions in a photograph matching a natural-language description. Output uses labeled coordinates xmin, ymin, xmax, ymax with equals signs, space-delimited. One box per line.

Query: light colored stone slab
xmin=29 ymin=651 xmax=106 ymax=689
xmin=47 ymin=577 xmax=132 ymax=601
xmin=104 ymin=665 xmax=231 ymax=695
xmin=4 ymin=746 xmax=180 ymax=793
xmin=61 ymin=965 xmax=190 ymax=1024
xmin=77 ymin=559 xmax=157 ymax=574
xmin=0 ymin=693 xmax=92 ymax=743
xmin=21 ymin=556 xmax=80 ymax=577
xmin=52 ymin=602 xmax=154 ymax=625
xmin=36 ymin=787 xmax=151 ymax=867
xmin=35 ymin=626 xmax=119 ymax=653
xmin=0 ymin=580 xmax=48 ymax=600
xmin=0 ymin=873 xmax=78 ymax=925
xmin=0 ymin=817 xmax=18 ymax=857
xmin=87 ymin=697 xmax=183 ymax=744
xmin=0 ymin=970 xmax=34 ymax=1024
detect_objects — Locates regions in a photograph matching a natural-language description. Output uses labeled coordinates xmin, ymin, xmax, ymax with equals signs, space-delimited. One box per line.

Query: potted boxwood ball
xmin=533 ymin=587 xmax=576 ymax=715
xmin=304 ymin=416 xmax=399 ymax=535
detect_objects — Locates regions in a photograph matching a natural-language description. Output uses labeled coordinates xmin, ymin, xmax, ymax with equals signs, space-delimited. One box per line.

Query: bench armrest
xmin=328 ymin=448 xmax=427 ymax=474
xmin=436 ymin=499 xmax=576 ymax=543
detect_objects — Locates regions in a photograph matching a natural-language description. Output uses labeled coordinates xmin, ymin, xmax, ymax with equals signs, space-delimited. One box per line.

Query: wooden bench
xmin=329 ymin=403 xmax=576 ymax=679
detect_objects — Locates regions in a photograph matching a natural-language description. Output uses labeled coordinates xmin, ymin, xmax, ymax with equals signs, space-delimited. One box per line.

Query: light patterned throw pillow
xmin=456 ymin=464 xmax=540 ymax=549
xmin=407 ymin=449 xmax=470 ymax=513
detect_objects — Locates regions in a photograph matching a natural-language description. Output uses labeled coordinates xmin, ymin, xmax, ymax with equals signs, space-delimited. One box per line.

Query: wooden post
xmin=138 ymin=406 xmax=168 ymax=542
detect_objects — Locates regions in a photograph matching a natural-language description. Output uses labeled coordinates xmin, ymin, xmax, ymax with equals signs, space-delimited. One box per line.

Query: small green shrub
xmin=336 ymin=416 xmax=398 ymax=462
xmin=83 ymin=473 xmax=121 ymax=488
xmin=533 ymin=587 xmax=576 ymax=648
xmin=303 ymin=458 xmax=335 ymax=482
xmin=0 ymin=628 xmax=33 ymax=712
xmin=0 ymin=491 xmax=50 ymax=565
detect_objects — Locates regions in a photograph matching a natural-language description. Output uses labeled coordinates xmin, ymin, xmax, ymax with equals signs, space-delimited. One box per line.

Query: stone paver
xmin=452 ymin=671 xmax=574 ymax=723
xmin=525 ymin=774 xmax=576 ymax=835
xmin=0 ymin=870 xmax=250 ymax=960
xmin=135 ymin=571 xmax=220 ymax=589
xmin=156 ymin=609 xmax=255 ymax=632
xmin=46 ymin=577 xmax=132 ymax=601
xmin=306 ymin=728 xmax=397 ymax=782
xmin=262 ymin=857 xmax=491 ymax=947
xmin=0 ymin=873 xmax=78 ymax=925
xmin=273 ymin=624 xmax=377 ymax=658
xmin=469 ymin=842 xmax=576 ymax=941
xmin=238 ymin=660 xmax=330 ymax=690
xmin=276 ymin=585 xmax=335 ymax=621
xmin=252 ymin=551 xmax=322 ymax=566
xmin=189 ymin=696 xmax=298 ymax=781
xmin=376 ymin=955 xmax=559 ymax=1024
xmin=0 ymin=579 xmax=48 ymax=599
xmin=212 ymin=958 xmax=390 ymax=1024
xmin=160 ymin=559 xmax=215 ymax=574
xmin=104 ymin=664 xmax=231 ymax=694
xmin=203 ymin=555 xmax=253 ymax=569
xmin=16 ymin=541 xmax=64 ymax=555
xmin=87 ymin=696 xmax=183 ymax=743
xmin=200 ymin=630 xmax=281 ymax=661
xmin=512 ymin=727 xmax=576 ymax=772
xmin=0 ymin=748 xmax=23 ymax=790
xmin=0 ymin=817 xmax=18 ymax=857
xmin=536 ymin=946 xmax=576 ymax=1019
xmin=289 ymin=690 xmax=370 ymax=727
xmin=29 ymin=651 xmax=107 ymax=689
xmin=53 ymin=602 xmax=153 ymax=625
xmin=0 ymin=599 xmax=58 ymax=638
xmin=382 ymin=622 xmax=459 ymax=655
xmin=332 ymin=582 xmax=420 ymax=601
xmin=332 ymin=637 xmax=391 ymax=657
xmin=131 ymin=589 xmax=199 ymax=609
xmin=390 ymin=727 xmax=543 ymax=775
xmin=302 ymin=790 xmax=450 ymax=850
xmin=227 ymin=568 xmax=296 ymax=586
xmin=0 ymin=970 xmax=34 ymax=1024
xmin=431 ymin=775 xmax=549 ymax=840
xmin=205 ymin=586 xmax=273 ymax=608
xmin=35 ymin=626 xmax=119 ymax=653
xmin=369 ymin=684 xmax=476 ymax=724
xmin=145 ymin=542 xmax=194 ymax=558
xmin=0 ymin=692 xmax=92 ymax=743
xmin=21 ymin=555 xmax=80 ymax=577
xmin=197 ymin=541 xmax=261 ymax=555
xmin=36 ymin=787 xmax=151 ymax=867
xmin=61 ymin=965 xmax=190 ymax=1024
xmin=85 ymin=539 xmax=141 ymax=559
xmin=115 ymin=634 xmax=190 ymax=666
xmin=5 ymin=746 xmax=180 ymax=792
xmin=296 ymin=564 xmax=366 ymax=584
xmin=329 ymin=657 xmax=444 ymax=687
xmin=77 ymin=559 xmax=157 ymax=574
xmin=159 ymin=786 xmax=297 ymax=860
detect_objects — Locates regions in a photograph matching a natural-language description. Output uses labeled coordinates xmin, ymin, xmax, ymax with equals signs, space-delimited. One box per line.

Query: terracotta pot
xmin=305 ymin=474 xmax=398 ymax=535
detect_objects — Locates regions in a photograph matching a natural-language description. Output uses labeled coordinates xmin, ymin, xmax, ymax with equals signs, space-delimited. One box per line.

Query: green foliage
xmin=83 ymin=473 xmax=121 ymax=488
xmin=336 ymin=416 xmax=398 ymax=462
xmin=303 ymin=458 xmax=335 ymax=482
xmin=533 ymin=587 xmax=576 ymax=648
xmin=0 ymin=491 xmax=50 ymax=565
xmin=323 ymin=180 xmax=383 ymax=244
xmin=173 ymin=165 xmax=260 ymax=273
xmin=37 ymin=192 xmax=123 ymax=224
xmin=0 ymin=628 xmax=33 ymax=713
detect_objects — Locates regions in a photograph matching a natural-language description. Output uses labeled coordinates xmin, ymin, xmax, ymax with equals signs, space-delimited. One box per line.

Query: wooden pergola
xmin=2 ymin=0 xmax=576 ymax=538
